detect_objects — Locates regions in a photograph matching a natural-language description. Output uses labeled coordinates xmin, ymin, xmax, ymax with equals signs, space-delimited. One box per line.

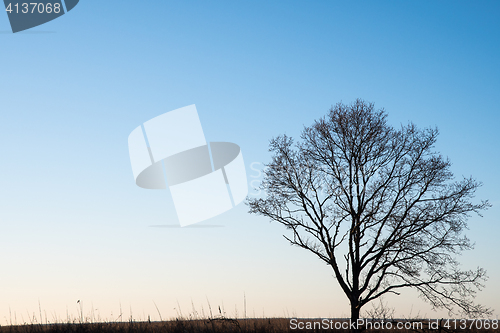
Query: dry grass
xmin=0 ymin=318 xmax=287 ymax=333
xmin=0 ymin=318 xmax=497 ymax=333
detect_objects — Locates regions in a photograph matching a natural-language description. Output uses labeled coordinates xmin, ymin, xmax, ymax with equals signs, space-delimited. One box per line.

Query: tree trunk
xmin=350 ymin=302 xmax=361 ymax=333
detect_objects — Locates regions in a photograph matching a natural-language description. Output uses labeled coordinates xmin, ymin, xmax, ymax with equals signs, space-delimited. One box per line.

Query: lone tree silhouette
xmin=248 ymin=99 xmax=491 ymax=327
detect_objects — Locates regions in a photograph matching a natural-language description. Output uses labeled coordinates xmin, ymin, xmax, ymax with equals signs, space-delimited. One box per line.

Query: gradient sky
xmin=1 ymin=0 xmax=499 ymax=324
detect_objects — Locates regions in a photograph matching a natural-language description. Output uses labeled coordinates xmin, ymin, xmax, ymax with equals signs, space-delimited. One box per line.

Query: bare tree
xmin=248 ymin=99 xmax=491 ymax=328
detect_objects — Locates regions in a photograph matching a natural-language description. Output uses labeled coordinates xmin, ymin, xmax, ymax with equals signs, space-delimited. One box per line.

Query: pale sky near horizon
xmin=1 ymin=0 xmax=499 ymax=324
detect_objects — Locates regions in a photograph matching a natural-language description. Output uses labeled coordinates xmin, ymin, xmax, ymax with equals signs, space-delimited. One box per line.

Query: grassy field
xmin=0 ymin=318 xmax=498 ymax=333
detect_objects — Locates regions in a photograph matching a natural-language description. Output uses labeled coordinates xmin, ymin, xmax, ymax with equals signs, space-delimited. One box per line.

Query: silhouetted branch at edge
xmin=247 ymin=99 xmax=491 ymax=332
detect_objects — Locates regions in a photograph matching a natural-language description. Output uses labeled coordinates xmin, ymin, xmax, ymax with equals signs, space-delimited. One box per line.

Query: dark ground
xmin=0 ymin=318 xmax=497 ymax=333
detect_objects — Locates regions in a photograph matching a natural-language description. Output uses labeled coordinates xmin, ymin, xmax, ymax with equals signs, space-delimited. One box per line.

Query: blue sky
xmin=0 ymin=0 xmax=499 ymax=323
